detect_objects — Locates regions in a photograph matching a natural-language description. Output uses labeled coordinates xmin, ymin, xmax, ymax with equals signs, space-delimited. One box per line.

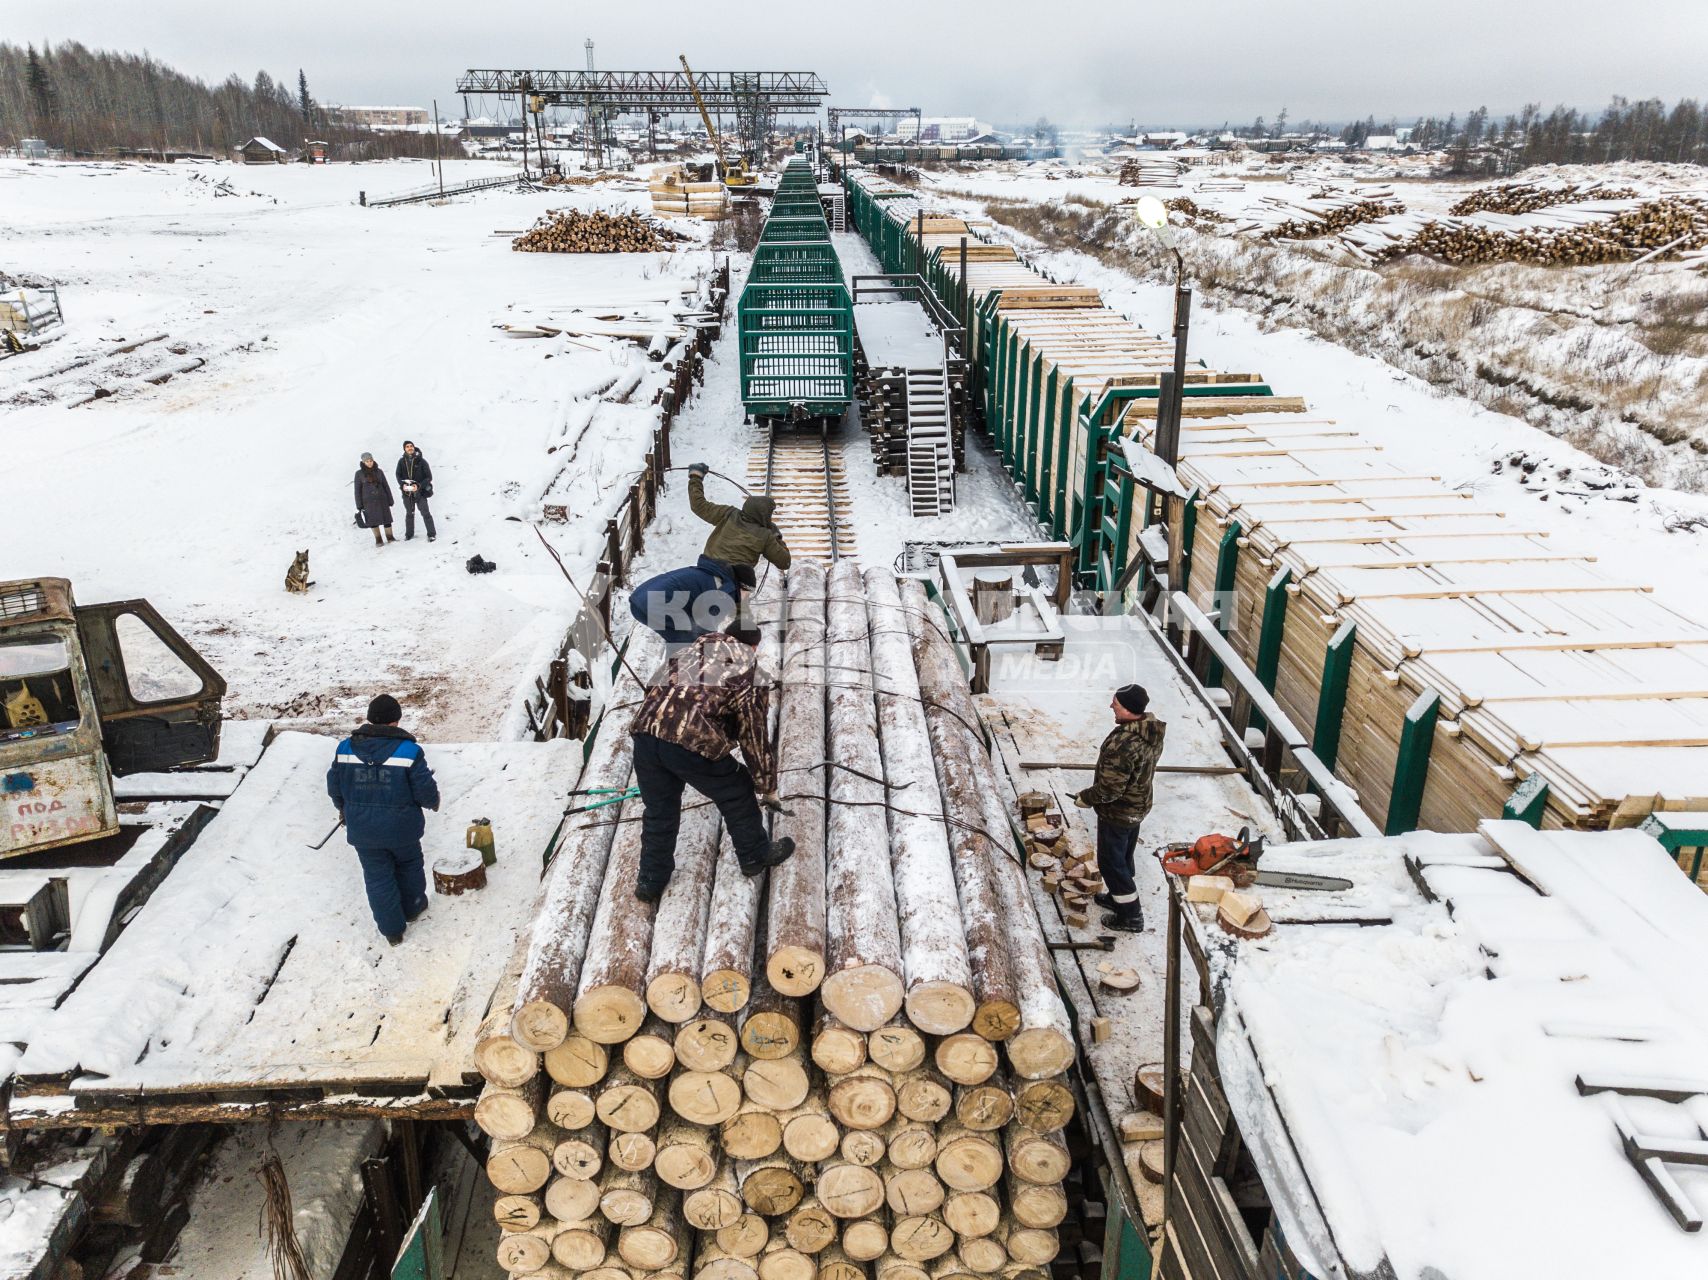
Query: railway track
xmin=748 ymin=423 xmax=857 ymax=560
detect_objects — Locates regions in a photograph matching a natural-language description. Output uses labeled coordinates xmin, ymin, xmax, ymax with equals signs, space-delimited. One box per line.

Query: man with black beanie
xmin=1074 ymin=684 xmax=1166 ymax=932
xmin=325 ymin=693 xmax=441 ymax=945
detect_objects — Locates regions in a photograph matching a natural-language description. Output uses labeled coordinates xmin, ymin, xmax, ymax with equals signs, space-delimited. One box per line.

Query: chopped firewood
xmin=1041 ymin=873 xmax=1062 ymax=892
xmin=1017 ymin=792 xmax=1051 ymax=818
xmin=1090 ymin=1017 xmax=1111 ymax=1044
xmin=1217 ymin=890 xmax=1263 ymax=930
xmin=1186 ymin=874 xmax=1235 ymax=904
xmin=1118 ymin=1112 xmax=1165 ymax=1143
xmin=1064 ymin=911 xmax=1089 ymax=928
xmin=1138 ymin=1141 xmax=1167 ymax=1185
xmin=1134 ymin=1064 xmax=1167 ymax=1115
xmin=1027 ymin=852 xmax=1056 ymax=871
xmin=1098 ymin=968 xmax=1140 ymax=995
xmin=1218 ymin=904 xmax=1274 ymax=940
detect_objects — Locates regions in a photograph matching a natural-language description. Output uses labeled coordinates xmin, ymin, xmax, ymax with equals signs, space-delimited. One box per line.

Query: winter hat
xmin=367 ymin=694 xmax=402 ymax=725
xmin=1114 ymin=684 xmax=1149 ymax=716
xmin=360 ymin=452 xmax=374 ymax=462
xmin=402 ymin=439 xmax=416 ymax=448
xmin=729 ymin=626 xmax=763 ymax=648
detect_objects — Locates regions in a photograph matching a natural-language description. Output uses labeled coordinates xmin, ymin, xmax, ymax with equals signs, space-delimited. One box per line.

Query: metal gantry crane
xmin=679 ymin=54 xmax=756 ymax=187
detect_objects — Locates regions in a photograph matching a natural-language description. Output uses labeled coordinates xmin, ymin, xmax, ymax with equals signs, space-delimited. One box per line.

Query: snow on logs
xmin=478 ymin=566 xmax=1076 ymax=1277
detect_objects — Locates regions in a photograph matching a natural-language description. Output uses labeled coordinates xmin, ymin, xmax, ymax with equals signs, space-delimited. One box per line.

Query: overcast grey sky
xmin=15 ymin=0 xmax=1707 ymax=127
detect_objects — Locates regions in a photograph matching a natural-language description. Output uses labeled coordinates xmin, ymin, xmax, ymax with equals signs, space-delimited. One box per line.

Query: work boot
xmin=1101 ymin=909 xmax=1144 ymax=934
xmin=742 ymin=836 xmax=795 ymax=878
xmin=372 ymin=527 xmax=384 ymax=547
xmin=385 ymin=931 xmax=404 ymax=946
xmin=634 ymin=881 xmax=665 ymax=906
xmin=384 ymin=526 xmax=396 ymax=543
xmin=405 ymin=900 xmax=428 ymax=923
xmin=1093 ymin=892 xmax=1116 ymax=910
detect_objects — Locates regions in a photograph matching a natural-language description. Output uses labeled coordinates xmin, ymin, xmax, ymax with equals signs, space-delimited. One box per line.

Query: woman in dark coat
xmin=354 ymin=453 xmax=395 ymax=546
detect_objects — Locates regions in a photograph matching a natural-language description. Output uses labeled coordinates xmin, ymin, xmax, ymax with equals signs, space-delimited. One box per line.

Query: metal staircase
xmin=904 ymin=368 xmax=954 ymax=517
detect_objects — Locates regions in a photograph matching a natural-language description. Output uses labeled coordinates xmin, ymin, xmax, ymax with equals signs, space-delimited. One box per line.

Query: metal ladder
xmin=904 ymin=367 xmax=954 ymax=518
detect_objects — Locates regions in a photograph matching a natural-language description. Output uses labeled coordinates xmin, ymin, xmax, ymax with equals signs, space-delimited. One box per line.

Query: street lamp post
xmin=1133 ymin=195 xmax=1190 ymax=468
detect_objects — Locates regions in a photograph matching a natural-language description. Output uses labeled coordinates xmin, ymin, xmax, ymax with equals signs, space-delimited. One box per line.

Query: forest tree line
xmin=1237 ymin=97 xmax=1708 ymax=171
xmin=1 ymin=41 xmax=444 ymax=159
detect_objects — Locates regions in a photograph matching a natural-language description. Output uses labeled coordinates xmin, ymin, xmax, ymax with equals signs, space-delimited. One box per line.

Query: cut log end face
xmin=544 ymin=1034 xmax=610 ymax=1087
xmin=821 ymin=966 xmax=906 ymax=1033
xmin=576 ymin=989 xmax=650 ymax=1045
xmin=648 ymin=973 xmax=704 ymax=1024
xmin=840 ymin=1128 xmax=887 ymax=1167
xmin=816 ymin=1163 xmax=885 ymax=1219
xmin=905 ymin=985 xmax=977 ymax=1039
xmin=942 ymin=1191 xmax=1000 ymax=1238
xmin=1014 ymin=1080 xmax=1074 ymax=1133
xmin=669 ymin=1070 xmax=743 ymax=1124
xmin=598 ymin=1084 xmax=661 ymax=1133
xmin=676 ymin=1017 xmax=739 ymax=1072
xmin=891 ymin=1216 xmax=955 ymax=1262
xmin=768 ymin=947 xmax=825 ymax=998
xmin=841 ymin=1218 xmax=890 ymax=1261
xmin=742 ymin=1167 xmax=806 ymax=1217
xmin=702 ymin=971 xmax=753 ymax=1015
xmin=785 ymin=1204 xmax=837 ymax=1253
xmin=868 ymin=1025 xmax=927 ymax=1073
xmin=623 ymin=1033 xmax=677 ymax=1080
xmin=684 ymin=1186 xmax=744 ymax=1231
xmin=545 ymin=1175 xmax=602 ymax=1223
xmin=955 ymin=1086 xmax=1014 ymax=1132
xmin=511 ymin=1001 xmax=570 ymax=1053
xmin=970 ymin=1001 xmax=1022 ymax=1042
xmin=493 ymin=1195 xmax=541 ymax=1232
xmin=718 ymin=1212 xmax=770 ymax=1258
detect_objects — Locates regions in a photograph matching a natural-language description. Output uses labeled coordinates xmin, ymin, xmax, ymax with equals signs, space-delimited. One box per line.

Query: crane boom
xmin=678 ymin=54 xmax=725 ymax=180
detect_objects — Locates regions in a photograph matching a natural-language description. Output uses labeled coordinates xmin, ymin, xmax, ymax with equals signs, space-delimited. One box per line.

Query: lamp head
xmin=1133 ymin=194 xmax=1179 ymax=253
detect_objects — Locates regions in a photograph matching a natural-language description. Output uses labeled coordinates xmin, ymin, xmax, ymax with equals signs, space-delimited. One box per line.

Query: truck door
xmin=74 ymin=601 xmax=227 ymax=775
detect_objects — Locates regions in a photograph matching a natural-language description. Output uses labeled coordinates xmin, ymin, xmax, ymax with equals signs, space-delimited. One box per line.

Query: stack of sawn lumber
xmin=1127 ymin=408 xmax=1708 ymax=834
xmin=472 ymin=560 xmax=1078 ymax=1280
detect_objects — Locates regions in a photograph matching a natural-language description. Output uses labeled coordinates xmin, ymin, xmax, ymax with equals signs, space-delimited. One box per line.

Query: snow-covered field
xmin=924 ymin=159 xmax=1708 ymax=492
xmin=0 ymin=157 xmax=717 ymax=737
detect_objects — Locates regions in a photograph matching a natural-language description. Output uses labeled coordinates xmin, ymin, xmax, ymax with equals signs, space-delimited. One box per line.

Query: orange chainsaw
xmin=1160 ymin=827 xmax=1350 ymax=892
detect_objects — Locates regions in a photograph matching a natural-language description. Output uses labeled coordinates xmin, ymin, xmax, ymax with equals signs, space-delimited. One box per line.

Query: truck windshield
xmin=0 ymin=636 xmax=80 ymax=741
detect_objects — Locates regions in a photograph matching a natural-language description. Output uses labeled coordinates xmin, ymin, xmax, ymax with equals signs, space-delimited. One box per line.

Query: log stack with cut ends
xmin=473 ymin=567 xmax=1080 ymax=1278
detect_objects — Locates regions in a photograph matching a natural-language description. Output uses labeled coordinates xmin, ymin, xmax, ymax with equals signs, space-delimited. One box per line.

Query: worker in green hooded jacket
xmin=687 ymin=464 xmax=792 ymax=571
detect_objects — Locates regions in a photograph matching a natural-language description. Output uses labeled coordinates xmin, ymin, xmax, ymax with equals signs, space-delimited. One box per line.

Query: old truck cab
xmin=1 ymin=579 xmax=225 ymax=859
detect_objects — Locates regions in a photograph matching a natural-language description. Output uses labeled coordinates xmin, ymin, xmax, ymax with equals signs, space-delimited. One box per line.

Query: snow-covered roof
xmin=236 ymin=136 xmax=286 ymax=153
xmin=1211 ymin=821 xmax=1708 ymax=1279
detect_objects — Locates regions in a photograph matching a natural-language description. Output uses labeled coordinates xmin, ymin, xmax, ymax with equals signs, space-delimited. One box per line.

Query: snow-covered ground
xmin=904 ymin=172 xmax=1708 ymax=619
xmin=922 ymin=159 xmax=1708 ymax=493
xmin=0 ymin=157 xmax=713 ymax=738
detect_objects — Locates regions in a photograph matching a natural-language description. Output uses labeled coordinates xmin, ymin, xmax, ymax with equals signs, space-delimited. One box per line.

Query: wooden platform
xmin=9 ymin=733 xmax=578 ymax=1126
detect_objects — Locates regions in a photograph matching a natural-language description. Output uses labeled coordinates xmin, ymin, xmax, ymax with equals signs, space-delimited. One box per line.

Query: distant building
xmin=235 ymin=137 xmax=288 ymax=164
xmin=1364 ymin=135 xmax=1400 ymax=151
xmin=325 ymin=105 xmax=430 ymax=129
xmin=897 ymin=116 xmax=986 ymax=143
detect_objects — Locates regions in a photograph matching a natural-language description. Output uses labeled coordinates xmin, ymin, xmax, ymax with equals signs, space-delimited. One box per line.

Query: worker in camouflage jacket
xmin=628 ymin=628 xmax=794 ymax=905
xmin=686 ymin=464 xmax=792 ymax=570
xmin=1074 ymin=684 xmax=1167 ymax=933
xmin=325 ymin=694 xmax=441 ymax=946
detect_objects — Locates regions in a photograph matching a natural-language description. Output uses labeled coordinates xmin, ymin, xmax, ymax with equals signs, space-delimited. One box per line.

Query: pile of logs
xmin=1353 ymin=196 xmax=1708 ymax=265
xmin=1257 ymin=193 xmax=1405 ymax=241
xmin=1447 ymin=180 xmax=1641 ymax=216
xmin=513 ymin=210 xmax=681 ymax=253
xmin=1015 ymin=794 xmax=1105 ymax=930
xmin=474 ymin=562 xmax=1080 ymax=1280
xmin=1161 ymin=196 xmax=1226 ymax=225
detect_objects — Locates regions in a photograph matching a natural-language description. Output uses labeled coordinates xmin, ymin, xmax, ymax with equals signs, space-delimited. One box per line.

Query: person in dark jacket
xmin=325 ymin=693 xmax=441 ymax=944
xmin=1073 ymin=684 xmax=1167 ymax=933
xmin=354 ymin=453 xmax=395 ymax=547
xmin=687 ymin=464 xmax=791 ymax=570
xmin=395 ymin=440 xmax=437 ymax=542
xmin=628 ymin=628 xmax=793 ymax=904
xmin=629 ymin=556 xmax=756 ymax=649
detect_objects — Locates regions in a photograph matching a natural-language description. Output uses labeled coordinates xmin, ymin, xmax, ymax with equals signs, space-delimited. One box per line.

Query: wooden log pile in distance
xmin=1349 ymin=196 xmax=1708 ymax=265
xmin=1447 ymin=180 xmax=1641 ymax=216
xmin=475 ymin=562 xmax=1079 ymax=1280
xmin=513 ymin=208 xmax=687 ymax=253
